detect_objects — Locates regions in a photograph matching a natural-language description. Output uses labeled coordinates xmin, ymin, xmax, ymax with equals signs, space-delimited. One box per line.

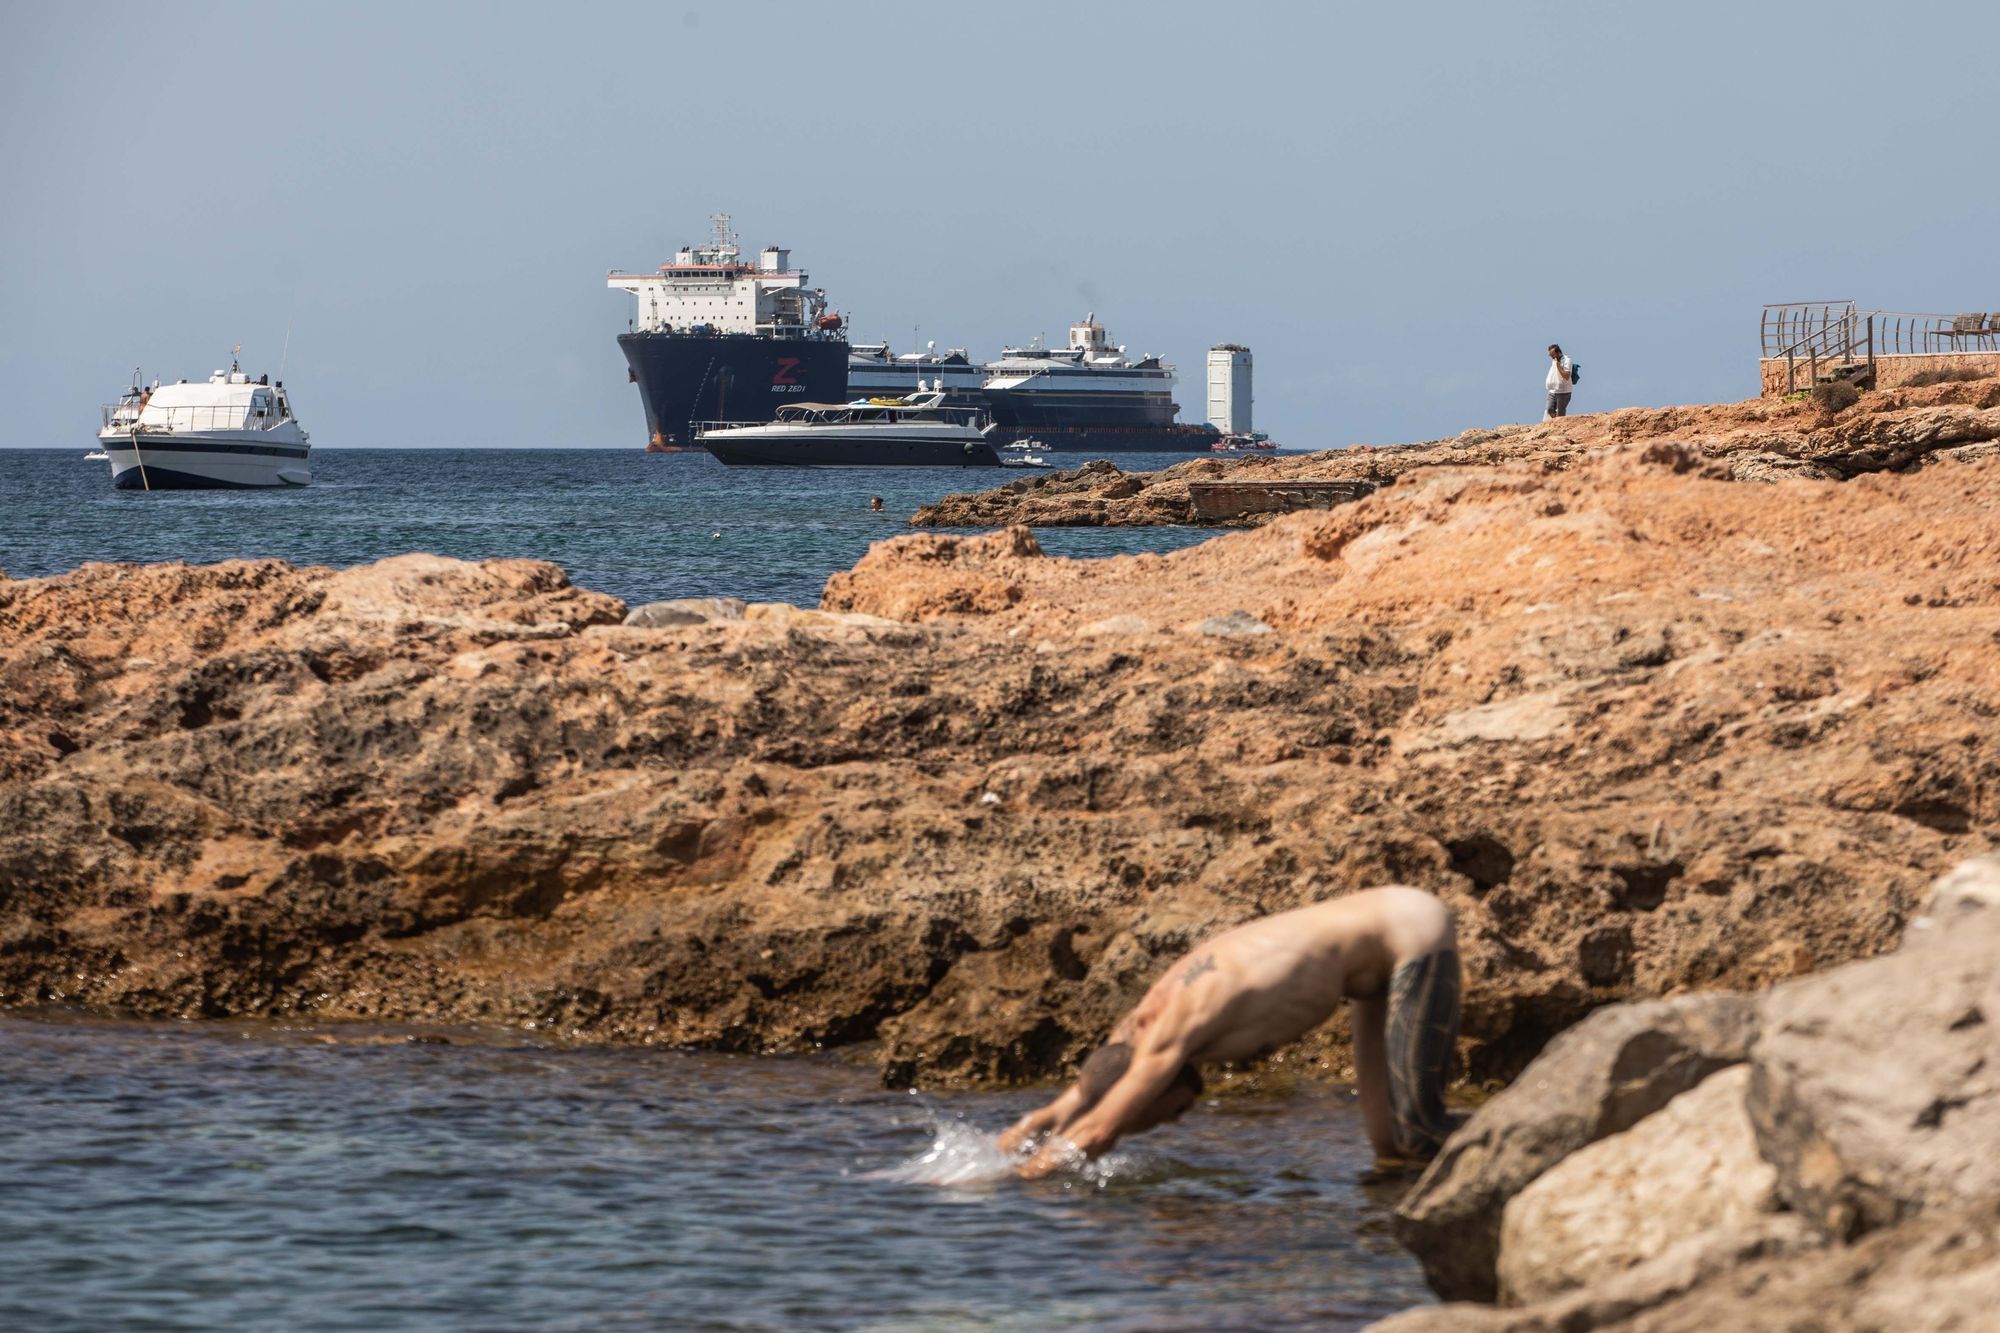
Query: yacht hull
xmin=699 ymin=427 xmax=1001 ymax=468
xmin=102 ymin=435 xmax=312 ymax=489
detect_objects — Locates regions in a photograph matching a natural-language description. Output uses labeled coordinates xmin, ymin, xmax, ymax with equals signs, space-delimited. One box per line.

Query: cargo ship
xmin=607 ymin=215 xmax=848 ymax=451
xmin=610 ymin=220 xmax=1217 ymax=453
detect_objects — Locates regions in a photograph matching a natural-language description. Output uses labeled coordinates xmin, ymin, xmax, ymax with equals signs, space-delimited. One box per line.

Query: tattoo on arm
xmin=1181 ymin=953 xmax=1217 ymax=987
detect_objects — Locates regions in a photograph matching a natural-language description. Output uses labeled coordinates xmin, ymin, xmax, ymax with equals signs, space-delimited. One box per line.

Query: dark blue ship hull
xmin=620 ymin=331 xmax=1218 ymax=454
xmin=619 ymin=331 xmax=849 ymax=450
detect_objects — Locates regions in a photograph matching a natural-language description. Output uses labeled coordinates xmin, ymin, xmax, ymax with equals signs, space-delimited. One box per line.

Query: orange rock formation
xmin=3 ymin=392 xmax=1996 ymax=1093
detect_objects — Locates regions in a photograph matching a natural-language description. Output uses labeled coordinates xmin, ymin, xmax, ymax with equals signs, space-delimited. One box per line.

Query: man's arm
xmin=1349 ymin=993 xmax=1398 ymax=1158
xmin=1017 ymin=1040 xmax=1189 ymax=1177
xmin=998 ymin=1085 xmax=1088 ymax=1154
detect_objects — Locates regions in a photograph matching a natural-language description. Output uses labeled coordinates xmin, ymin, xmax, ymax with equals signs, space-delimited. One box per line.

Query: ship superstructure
xmin=979 ymin=314 xmax=1217 ymax=450
xmin=846 ymin=340 xmax=986 ymax=405
xmin=608 ymin=214 xmax=848 ymax=449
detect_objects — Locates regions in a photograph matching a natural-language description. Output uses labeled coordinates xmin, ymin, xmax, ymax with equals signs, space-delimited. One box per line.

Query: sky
xmin=3 ymin=0 xmax=1994 ymax=451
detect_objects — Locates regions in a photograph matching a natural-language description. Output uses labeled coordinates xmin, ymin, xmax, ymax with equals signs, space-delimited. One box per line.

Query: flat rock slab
xmin=1196 ymin=610 xmax=1273 ymax=637
xmin=1186 ymin=478 xmax=1379 ymax=521
xmin=624 ymin=597 xmax=746 ymax=627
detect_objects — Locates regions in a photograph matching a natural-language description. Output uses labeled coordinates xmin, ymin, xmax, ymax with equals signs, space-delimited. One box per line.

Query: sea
xmin=0 ymin=447 xmax=1434 ymax=1330
xmin=0 ymin=448 xmax=1222 ymax=607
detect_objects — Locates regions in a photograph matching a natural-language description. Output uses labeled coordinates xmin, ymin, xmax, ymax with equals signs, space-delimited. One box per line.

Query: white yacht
xmin=99 ymin=361 xmax=311 ymax=489
xmin=696 ymin=384 xmax=1000 ymax=467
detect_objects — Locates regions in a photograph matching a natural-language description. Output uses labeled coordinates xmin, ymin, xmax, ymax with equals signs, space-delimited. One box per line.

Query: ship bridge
xmin=608 ymin=213 xmax=830 ymax=337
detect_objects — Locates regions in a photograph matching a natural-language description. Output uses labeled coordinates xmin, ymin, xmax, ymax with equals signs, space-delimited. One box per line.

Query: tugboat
xmin=98 ymin=357 xmax=311 ymax=489
xmin=695 ymin=383 xmax=1000 ymax=467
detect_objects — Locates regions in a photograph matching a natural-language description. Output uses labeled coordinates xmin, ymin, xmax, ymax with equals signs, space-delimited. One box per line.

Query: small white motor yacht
xmin=696 ymin=383 xmax=1001 ymax=467
xmin=99 ymin=360 xmax=311 ymax=489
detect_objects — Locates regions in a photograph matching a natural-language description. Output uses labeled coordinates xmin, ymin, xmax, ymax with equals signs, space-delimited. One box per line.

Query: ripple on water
xmin=0 ymin=1016 xmax=1432 ymax=1331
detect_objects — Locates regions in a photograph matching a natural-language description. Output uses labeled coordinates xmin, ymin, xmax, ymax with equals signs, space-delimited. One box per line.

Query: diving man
xmin=999 ymin=886 xmax=1462 ymax=1176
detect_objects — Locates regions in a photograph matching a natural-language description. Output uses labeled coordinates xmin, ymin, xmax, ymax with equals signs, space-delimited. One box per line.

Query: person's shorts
xmin=1546 ymin=391 xmax=1572 ymax=417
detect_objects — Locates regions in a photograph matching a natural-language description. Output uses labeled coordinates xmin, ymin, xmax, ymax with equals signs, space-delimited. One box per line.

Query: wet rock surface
xmin=2 ymin=441 xmax=1997 ymax=1109
xmin=911 ymin=378 xmax=2000 ymax=529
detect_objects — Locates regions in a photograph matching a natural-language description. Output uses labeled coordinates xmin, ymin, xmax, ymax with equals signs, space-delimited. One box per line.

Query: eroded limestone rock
xmin=1496 ymin=1066 xmax=1780 ymax=1304
xmin=1394 ymin=993 xmax=1758 ymax=1302
xmin=1748 ymin=906 xmax=2000 ymax=1241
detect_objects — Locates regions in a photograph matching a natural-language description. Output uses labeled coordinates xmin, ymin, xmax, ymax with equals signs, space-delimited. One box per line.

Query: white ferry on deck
xmin=99 ymin=361 xmax=311 ymax=489
xmin=979 ymin=314 xmax=1218 ymax=451
xmin=846 ymin=340 xmax=987 ymax=405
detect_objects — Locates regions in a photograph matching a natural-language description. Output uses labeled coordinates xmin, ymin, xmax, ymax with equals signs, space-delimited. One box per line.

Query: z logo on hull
xmin=772 ymin=357 xmax=802 ymax=388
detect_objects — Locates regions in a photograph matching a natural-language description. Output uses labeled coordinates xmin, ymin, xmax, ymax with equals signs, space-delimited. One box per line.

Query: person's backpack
xmin=1569 ymin=360 xmax=1581 ymax=385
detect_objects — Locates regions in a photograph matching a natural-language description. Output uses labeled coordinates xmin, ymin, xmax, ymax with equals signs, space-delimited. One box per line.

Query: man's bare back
xmin=1001 ymin=886 xmax=1460 ymax=1176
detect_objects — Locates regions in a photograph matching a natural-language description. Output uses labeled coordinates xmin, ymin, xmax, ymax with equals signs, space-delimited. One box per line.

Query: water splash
xmin=865 ymin=1100 xmax=1017 ymax=1187
xmin=865 ymin=1096 xmax=1164 ymax=1190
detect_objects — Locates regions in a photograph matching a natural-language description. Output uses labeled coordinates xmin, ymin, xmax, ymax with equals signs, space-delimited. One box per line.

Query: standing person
xmin=999 ymin=886 xmax=1462 ymax=1176
xmin=1545 ymin=344 xmax=1575 ymax=419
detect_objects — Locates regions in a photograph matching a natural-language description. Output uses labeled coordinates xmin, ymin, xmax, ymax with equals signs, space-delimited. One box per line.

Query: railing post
xmin=1866 ymin=315 xmax=1875 ymax=382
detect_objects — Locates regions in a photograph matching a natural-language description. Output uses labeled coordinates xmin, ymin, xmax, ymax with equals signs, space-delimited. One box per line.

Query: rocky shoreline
xmin=1377 ymin=854 xmax=2000 ymax=1329
xmin=912 ymin=375 xmax=2000 ymax=529
xmin=3 ymin=386 xmax=1997 ymax=1324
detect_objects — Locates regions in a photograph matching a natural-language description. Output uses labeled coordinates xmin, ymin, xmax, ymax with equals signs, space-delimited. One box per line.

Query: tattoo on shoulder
xmin=1181 ymin=953 xmax=1217 ymax=987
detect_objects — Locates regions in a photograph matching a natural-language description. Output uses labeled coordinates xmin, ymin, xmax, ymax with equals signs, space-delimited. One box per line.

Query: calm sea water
xmin=0 ymin=448 xmax=1432 ymax=1328
xmin=0 ymin=448 xmax=1217 ymax=608
xmin=0 ymin=1018 xmax=1431 ymax=1331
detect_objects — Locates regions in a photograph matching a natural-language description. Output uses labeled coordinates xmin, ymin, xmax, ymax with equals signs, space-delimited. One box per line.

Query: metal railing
xmin=1761 ymin=302 xmax=1856 ymax=358
xmin=1764 ymin=302 xmax=2000 ymax=393
xmin=100 ymin=405 xmax=289 ymax=432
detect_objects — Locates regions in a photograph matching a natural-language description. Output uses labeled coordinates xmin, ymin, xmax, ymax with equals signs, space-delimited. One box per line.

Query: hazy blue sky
xmin=3 ymin=1 xmax=1993 ymax=450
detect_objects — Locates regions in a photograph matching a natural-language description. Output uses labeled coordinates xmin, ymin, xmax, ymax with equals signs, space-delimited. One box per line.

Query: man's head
xmin=1074 ymin=1041 xmax=1204 ymax=1133
xmin=1548 ymin=344 xmax=1563 ymax=359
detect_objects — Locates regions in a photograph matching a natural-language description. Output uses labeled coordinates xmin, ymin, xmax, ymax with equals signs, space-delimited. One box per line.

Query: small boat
xmin=1212 ymin=432 xmax=1279 ymax=452
xmin=695 ymin=382 xmax=1002 ymax=467
xmin=83 ymin=450 xmax=108 ymax=461
xmin=98 ymin=358 xmax=311 ymax=489
xmin=1000 ymin=437 xmax=1046 ymax=453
